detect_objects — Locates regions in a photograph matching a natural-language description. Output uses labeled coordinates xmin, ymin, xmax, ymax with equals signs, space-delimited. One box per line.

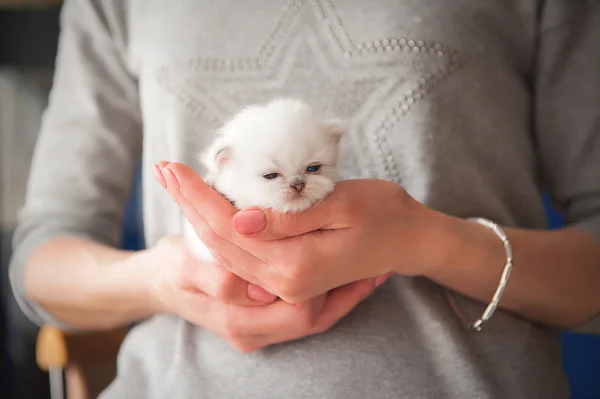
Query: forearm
xmin=23 ymin=236 xmax=154 ymax=331
xmin=421 ymin=213 xmax=600 ymax=329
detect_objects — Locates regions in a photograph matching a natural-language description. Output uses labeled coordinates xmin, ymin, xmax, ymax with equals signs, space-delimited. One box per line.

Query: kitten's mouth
xmin=285 ymin=191 xmax=305 ymax=201
xmin=279 ymin=193 xmax=314 ymax=213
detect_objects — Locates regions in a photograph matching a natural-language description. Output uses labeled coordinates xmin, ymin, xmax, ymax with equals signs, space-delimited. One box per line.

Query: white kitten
xmin=184 ymin=98 xmax=345 ymax=262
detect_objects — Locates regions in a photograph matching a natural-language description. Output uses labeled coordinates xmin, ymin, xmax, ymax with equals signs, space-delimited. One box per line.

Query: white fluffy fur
xmin=184 ymin=98 xmax=345 ymax=261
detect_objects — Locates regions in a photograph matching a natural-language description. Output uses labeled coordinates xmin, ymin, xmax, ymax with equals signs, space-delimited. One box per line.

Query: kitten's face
xmin=202 ymin=99 xmax=343 ymax=213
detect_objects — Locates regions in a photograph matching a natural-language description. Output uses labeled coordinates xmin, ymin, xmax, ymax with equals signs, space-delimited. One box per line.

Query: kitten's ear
xmin=323 ymin=118 xmax=346 ymax=143
xmin=201 ymin=138 xmax=231 ymax=173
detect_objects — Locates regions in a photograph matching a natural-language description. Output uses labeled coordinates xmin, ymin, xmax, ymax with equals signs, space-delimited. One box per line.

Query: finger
xmin=224 ymin=337 xmax=271 ymax=354
xmin=155 ymin=162 xmax=273 ymax=289
xmin=159 ymin=162 xmax=236 ymax=240
xmin=225 ymin=279 xmax=385 ymax=350
xmin=184 ymin=279 xmax=381 ymax=353
xmin=228 ymin=291 xmax=354 ymax=350
xmin=193 ymin=220 xmax=278 ymax=294
xmin=177 ymin=289 xmax=272 ymax=350
xmin=176 ymin=287 xmax=212 ymax=326
xmin=174 ymin=281 xmax=287 ymax=354
xmin=183 ymin=293 xmax=327 ymax=353
xmin=257 ymin=302 xmax=329 ymax=347
xmin=179 ymin=289 xmax=270 ymax=350
xmin=182 ymin=256 xmax=276 ymax=306
xmin=182 ymin=207 xmax=269 ymax=289
xmin=312 ymin=278 xmax=378 ymax=334
xmin=221 ymin=295 xmax=326 ymax=337
xmin=231 ymin=187 xmax=353 ymax=240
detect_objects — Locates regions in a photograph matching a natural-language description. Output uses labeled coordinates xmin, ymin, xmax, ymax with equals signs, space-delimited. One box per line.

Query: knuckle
xmin=270 ymin=254 xmax=313 ymax=302
xmin=285 ymin=263 xmax=302 ymax=281
xmin=266 ymin=241 xmax=288 ymax=262
xmin=222 ymin=321 xmax=240 ymax=339
xmin=273 ymin=281 xmax=300 ymax=303
xmin=229 ymin=340 xmax=259 ymax=354
xmin=220 ymin=309 xmax=242 ymax=338
xmin=174 ymin=256 xmax=203 ymax=291
xmin=313 ymin=321 xmax=331 ymax=335
xmin=283 ymin=255 xmax=310 ymax=282
xmin=296 ymin=306 xmax=318 ymax=331
xmin=212 ymin=281 xmax=228 ymax=302
xmin=213 ymin=271 xmax=236 ymax=301
xmin=175 ymin=262 xmax=195 ymax=290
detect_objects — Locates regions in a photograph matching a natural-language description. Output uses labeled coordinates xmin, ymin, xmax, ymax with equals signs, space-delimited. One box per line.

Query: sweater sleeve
xmin=534 ymin=0 xmax=600 ymax=334
xmin=8 ymin=0 xmax=142 ymax=328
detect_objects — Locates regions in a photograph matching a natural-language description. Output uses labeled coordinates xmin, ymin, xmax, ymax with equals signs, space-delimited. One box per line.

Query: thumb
xmin=232 ymin=204 xmax=347 ymax=240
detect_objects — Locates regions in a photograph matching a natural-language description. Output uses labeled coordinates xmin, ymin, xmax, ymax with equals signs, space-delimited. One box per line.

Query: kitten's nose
xmin=290 ymin=180 xmax=305 ymax=193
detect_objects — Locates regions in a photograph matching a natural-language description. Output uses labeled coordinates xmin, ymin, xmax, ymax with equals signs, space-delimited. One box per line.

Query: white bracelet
xmin=446 ymin=217 xmax=513 ymax=331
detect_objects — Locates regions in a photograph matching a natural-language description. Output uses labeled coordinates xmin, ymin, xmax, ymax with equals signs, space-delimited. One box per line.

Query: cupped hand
xmin=154 ymin=161 xmax=436 ymax=303
xmin=133 ymin=235 xmax=387 ymax=353
xmin=141 ymin=235 xmax=276 ymax=309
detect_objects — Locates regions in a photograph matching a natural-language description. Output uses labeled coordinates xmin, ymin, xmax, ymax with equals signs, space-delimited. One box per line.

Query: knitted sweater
xmin=9 ymin=1 xmax=600 ymax=398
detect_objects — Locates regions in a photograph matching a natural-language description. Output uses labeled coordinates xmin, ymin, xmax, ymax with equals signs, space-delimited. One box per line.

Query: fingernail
xmin=163 ymin=166 xmax=180 ymax=190
xmin=233 ymin=209 xmax=268 ymax=234
xmin=375 ymin=272 xmax=394 ymax=287
xmin=247 ymin=284 xmax=277 ymax=302
xmin=152 ymin=164 xmax=166 ymax=189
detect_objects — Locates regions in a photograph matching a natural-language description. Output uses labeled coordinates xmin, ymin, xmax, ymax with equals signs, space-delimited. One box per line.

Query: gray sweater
xmin=9 ymin=0 xmax=600 ymax=398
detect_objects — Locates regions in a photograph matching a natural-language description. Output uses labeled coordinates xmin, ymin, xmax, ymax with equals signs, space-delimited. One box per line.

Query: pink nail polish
xmin=247 ymin=285 xmax=277 ymax=302
xmin=163 ymin=166 xmax=180 ymax=189
xmin=233 ymin=209 xmax=268 ymax=234
xmin=152 ymin=164 xmax=166 ymax=189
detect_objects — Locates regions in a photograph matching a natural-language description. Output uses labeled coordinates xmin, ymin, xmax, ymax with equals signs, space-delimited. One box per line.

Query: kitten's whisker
xmin=264 ymin=208 xmax=274 ymax=224
xmin=314 ymin=197 xmax=331 ymax=208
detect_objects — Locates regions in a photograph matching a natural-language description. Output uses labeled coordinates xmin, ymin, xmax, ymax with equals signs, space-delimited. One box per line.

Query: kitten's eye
xmin=263 ymin=172 xmax=279 ymax=180
xmin=306 ymin=164 xmax=322 ymax=173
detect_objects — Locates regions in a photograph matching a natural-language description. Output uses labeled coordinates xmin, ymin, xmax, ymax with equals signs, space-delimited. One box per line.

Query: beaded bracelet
xmin=446 ymin=217 xmax=514 ymax=331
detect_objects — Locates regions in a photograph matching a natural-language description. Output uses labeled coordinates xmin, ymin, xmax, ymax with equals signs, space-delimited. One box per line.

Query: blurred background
xmin=0 ymin=1 xmax=598 ymax=398
xmin=1 ymin=2 xmax=143 ymax=398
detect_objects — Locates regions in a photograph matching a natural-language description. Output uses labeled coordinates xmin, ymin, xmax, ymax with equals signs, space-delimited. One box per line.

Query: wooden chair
xmin=35 ymin=325 xmax=129 ymax=399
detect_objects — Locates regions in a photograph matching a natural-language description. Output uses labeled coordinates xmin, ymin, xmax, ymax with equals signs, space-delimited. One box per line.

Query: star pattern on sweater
xmin=155 ymin=0 xmax=466 ymax=185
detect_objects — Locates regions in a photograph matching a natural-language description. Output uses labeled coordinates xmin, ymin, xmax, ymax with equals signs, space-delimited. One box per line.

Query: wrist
xmin=23 ymin=237 xmax=156 ymax=330
xmin=106 ymin=251 xmax=159 ymax=322
xmin=412 ymin=210 xmax=504 ymax=282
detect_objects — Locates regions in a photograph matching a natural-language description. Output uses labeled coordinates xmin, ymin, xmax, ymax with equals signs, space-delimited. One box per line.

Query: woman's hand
xmin=132 ymin=235 xmax=386 ymax=352
xmin=140 ymin=235 xmax=277 ymax=309
xmin=155 ymin=162 xmax=441 ymax=303
xmin=155 ymin=161 xmax=600 ymax=330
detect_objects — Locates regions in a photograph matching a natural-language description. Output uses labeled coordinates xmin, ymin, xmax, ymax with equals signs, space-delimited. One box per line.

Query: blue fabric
xmin=544 ymin=193 xmax=600 ymax=399
xmin=120 ymin=165 xmax=145 ymax=251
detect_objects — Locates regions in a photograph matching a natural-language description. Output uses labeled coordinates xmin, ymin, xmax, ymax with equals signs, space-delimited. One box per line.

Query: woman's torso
xmin=102 ymin=1 xmax=569 ymax=397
